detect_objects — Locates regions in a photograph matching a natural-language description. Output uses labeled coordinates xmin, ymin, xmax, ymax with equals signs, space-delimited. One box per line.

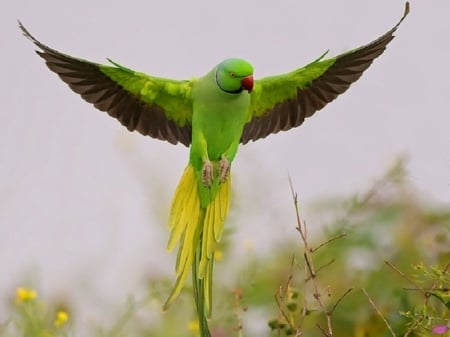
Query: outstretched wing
xmin=241 ymin=2 xmax=409 ymax=144
xmin=20 ymin=22 xmax=193 ymax=146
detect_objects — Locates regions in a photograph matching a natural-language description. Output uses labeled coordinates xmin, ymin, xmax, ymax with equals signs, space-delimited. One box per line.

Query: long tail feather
xmin=163 ymin=164 xmax=231 ymax=324
xmin=164 ymin=165 xmax=202 ymax=310
xmin=193 ymin=247 xmax=211 ymax=337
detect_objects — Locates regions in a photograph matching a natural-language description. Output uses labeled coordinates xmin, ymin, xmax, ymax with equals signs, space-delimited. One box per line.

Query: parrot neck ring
xmin=215 ymin=72 xmax=244 ymax=94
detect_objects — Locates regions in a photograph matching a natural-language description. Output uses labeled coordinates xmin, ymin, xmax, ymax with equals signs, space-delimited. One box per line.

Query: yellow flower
xmin=54 ymin=311 xmax=69 ymax=327
xmin=187 ymin=319 xmax=199 ymax=332
xmin=16 ymin=287 xmax=37 ymax=302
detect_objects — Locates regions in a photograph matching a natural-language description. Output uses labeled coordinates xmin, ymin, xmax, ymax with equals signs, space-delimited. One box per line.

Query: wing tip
xmin=398 ymin=2 xmax=410 ymax=27
xmin=391 ymin=2 xmax=410 ymax=36
xmin=18 ymin=20 xmax=37 ymax=45
xmin=18 ymin=20 xmax=61 ymax=58
xmin=404 ymin=2 xmax=410 ymax=18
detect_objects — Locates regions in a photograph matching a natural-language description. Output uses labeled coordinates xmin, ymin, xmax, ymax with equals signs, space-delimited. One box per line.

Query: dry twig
xmin=362 ymin=288 xmax=397 ymax=337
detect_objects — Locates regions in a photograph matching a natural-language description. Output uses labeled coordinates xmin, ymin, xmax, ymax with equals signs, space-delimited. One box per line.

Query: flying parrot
xmin=20 ymin=3 xmax=408 ymax=335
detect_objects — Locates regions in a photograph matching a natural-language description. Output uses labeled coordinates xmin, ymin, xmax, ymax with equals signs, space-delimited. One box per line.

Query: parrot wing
xmin=241 ymin=2 xmax=409 ymax=144
xmin=19 ymin=22 xmax=193 ymax=147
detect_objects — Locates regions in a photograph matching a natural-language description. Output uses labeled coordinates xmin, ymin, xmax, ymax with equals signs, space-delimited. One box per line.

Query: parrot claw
xmin=219 ymin=155 xmax=230 ymax=183
xmin=202 ymin=160 xmax=213 ymax=186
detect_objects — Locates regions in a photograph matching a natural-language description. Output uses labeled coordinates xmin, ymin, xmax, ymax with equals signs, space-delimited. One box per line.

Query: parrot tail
xmin=163 ymin=163 xmax=231 ymax=320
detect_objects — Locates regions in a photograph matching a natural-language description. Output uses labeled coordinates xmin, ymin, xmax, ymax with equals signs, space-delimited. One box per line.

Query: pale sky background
xmin=1 ymin=0 xmax=449 ymax=329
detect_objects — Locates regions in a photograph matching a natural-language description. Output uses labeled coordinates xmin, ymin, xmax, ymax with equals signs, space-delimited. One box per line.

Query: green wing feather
xmin=19 ymin=22 xmax=193 ymax=146
xmin=241 ymin=2 xmax=409 ymax=144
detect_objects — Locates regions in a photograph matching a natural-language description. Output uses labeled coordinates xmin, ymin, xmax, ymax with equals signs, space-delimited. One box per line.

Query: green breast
xmin=191 ymin=70 xmax=251 ymax=161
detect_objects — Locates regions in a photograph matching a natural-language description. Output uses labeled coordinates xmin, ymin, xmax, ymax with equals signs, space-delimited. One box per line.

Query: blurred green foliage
xmin=2 ymin=160 xmax=449 ymax=337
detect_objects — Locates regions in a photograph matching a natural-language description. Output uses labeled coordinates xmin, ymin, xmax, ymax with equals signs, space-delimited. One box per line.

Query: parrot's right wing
xmin=20 ymin=22 xmax=193 ymax=147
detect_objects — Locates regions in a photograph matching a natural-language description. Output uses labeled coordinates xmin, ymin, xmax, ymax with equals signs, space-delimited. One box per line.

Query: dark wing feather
xmin=19 ymin=22 xmax=192 ymax=146
xmin=241 ymin=2 xmax=409 ymax=144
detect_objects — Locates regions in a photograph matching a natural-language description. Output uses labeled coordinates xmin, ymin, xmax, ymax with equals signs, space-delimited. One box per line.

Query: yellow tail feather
xmin=163 ymin=164 xmax=231 ymax=314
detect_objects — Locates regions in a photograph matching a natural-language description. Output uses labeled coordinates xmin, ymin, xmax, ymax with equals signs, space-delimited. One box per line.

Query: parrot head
xmin=215 ymin=58 xmax=254 ymax=94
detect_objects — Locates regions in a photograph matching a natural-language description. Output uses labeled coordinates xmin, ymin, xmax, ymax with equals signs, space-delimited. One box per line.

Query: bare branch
xmin=362 ymin=288 xmax=397 ymax=337
xmin=312 ymin=233 xmax=347 ymax=253
xmin=330 ymin=288 xmax=353 ymax=314
xmin=316 ymin=323 xmax=330 ymax=337
xmin=385 ymin=260 xmax=426 ymax=296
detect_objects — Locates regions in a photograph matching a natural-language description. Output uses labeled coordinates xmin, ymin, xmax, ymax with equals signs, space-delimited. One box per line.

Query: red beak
xmin=241 ymin=75 xmax=254 ymax=93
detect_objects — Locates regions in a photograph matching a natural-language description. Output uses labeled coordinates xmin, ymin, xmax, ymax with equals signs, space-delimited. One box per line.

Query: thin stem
xmin=362 ymin=288 xmax=397 ymax=337
xmin=312 ymin=233 xmax=347 ymax=253
xmin=289 ymin=177 xmax=334 ymax=336
xmin=330 ymin=288 xmax=353 ymax=314
xmin=385 ymin=260 xmax=426 ymax=296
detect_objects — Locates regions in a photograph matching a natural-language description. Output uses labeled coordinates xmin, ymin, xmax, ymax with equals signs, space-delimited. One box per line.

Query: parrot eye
xmin=229 ymin=72 xmax=236 ymax=78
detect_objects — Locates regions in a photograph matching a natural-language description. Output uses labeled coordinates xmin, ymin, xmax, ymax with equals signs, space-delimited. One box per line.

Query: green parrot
xmin=20 ymin=2 xmax=408 ymax=335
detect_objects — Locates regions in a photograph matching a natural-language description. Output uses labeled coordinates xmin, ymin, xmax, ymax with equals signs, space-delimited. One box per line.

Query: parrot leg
xmin=202 ymin=159 xmax=213 ymax=186
xmin=219 ymin=155 xmax=230 ymax=183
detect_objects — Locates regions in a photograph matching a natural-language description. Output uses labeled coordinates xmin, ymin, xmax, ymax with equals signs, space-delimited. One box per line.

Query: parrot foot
xmin=219 ymin=155 xmax=230 ymax=183
xmin=202 ymin=159 xmax=213 ymax=186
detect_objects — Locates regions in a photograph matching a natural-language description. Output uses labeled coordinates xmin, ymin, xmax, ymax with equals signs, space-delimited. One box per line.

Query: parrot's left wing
xmin=241 ymin=2 xmax=409 ymax=144
xmin=19 ymin=22 xmax=193 ymax=147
